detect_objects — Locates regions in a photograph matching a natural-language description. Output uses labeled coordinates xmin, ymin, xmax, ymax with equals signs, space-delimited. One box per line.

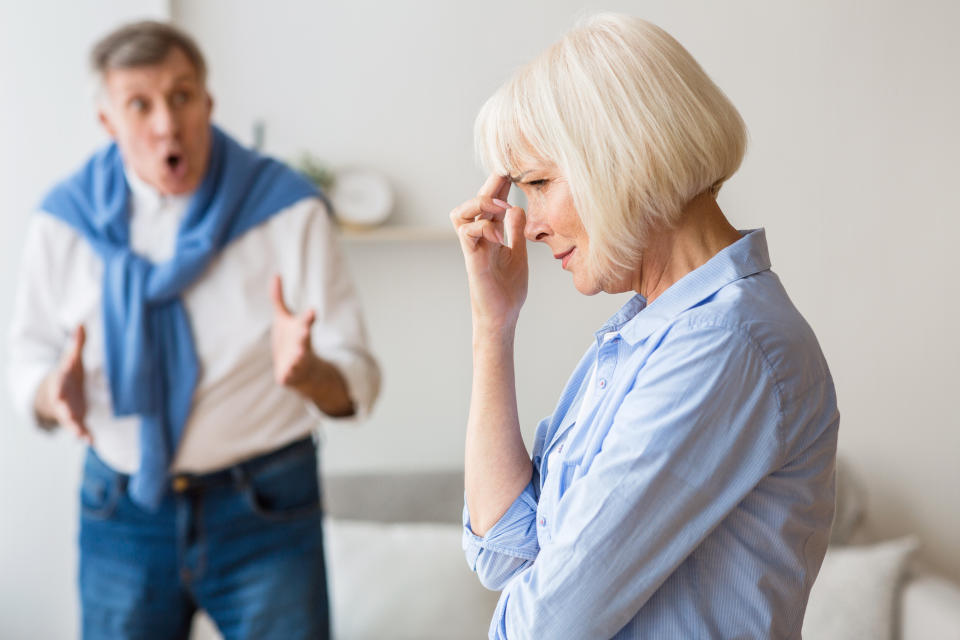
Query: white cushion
xmin=803 ymin=537 xmax=918 ymax=640
xmin=901 ymin=573 xmax=960 ymax=640
xmin=830 ymin=457 xmax=867 ymax=545
xmin=324 ymin=518 xmax=500 ymax=640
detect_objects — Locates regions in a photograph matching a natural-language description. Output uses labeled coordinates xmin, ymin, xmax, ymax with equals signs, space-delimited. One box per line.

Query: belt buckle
xmin=172 ymin=475 xmax=190 ymax=493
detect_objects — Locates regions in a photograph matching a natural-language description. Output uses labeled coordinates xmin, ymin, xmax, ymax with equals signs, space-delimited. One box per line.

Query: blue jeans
xmin=78 ymin=437 xmax=329 ymax=640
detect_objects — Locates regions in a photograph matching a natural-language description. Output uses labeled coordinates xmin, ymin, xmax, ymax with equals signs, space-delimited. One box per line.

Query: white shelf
xmin=339 ymin=225 xmax=456 ymax=244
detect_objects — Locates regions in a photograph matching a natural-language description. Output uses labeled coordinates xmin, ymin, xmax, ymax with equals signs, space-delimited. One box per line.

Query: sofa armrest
xmin=324 ymin=471 xmax=464 ymax=524
xmin=901 ymin=573 xmax=960 ymax=640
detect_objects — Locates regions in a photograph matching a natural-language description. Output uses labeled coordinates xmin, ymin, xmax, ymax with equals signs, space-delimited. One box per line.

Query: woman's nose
xmin=524 ymin=204 xmax=549 ymax=242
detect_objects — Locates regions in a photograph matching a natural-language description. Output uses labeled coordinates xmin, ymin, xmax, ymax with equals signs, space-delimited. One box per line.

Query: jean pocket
xmin=80 ymin=469 xmax=122 ymax=520
xmin=243 ymin=450 xmax=322 ymax=522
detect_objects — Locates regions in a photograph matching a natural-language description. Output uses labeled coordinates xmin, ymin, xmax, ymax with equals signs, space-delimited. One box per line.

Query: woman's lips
xmin=554 ymin=248 xmax=574 ymax=269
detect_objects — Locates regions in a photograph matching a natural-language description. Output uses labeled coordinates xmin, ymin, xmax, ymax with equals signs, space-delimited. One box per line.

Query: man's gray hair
xmin=91 ymin=20 xmax=207 ymax=83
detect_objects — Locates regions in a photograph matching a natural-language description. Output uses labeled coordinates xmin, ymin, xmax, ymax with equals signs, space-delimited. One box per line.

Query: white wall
xmin=2 ymin=1 xmax=958 ymax=637
xmin=0 ymin=2 xmax=170 ymax=637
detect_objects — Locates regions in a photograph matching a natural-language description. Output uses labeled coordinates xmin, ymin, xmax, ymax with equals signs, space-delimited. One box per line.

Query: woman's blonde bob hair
xmin=475 ymin=13 xmax=747 ymax=283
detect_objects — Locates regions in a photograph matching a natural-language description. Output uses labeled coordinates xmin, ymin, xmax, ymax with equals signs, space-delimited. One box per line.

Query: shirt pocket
xmin=539 ymin=459 xmax=580 ymax=545
xmin=556 ymin=459 xmax=580 ymax=497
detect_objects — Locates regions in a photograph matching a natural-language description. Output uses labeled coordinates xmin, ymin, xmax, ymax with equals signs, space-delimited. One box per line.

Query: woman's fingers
xmin=457 ymin=217 xmax=504 ymax=248
xmin=503 ymin=206 xmax=527 ymax=252
xmin=450 ymin=174 xmax=514 ymax=229
xmin=450 ymin=194 xmax=509 ymax=227
xmin=477 ymin=173 xmax=511 ymax=201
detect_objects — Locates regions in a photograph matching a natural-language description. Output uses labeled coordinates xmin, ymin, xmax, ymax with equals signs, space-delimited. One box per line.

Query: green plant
xmin=293 ymin=152 xmax=336 ymax=192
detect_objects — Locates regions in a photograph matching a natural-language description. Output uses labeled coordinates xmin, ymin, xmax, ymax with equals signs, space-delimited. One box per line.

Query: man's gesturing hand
xmin=270 ymin=274 xmax=317 ymax=389
xmin=35 ymin=325 xmax=91 ymax=443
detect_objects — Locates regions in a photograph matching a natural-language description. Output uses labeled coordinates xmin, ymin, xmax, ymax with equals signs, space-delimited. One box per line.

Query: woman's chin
xmin=571 ymin=272 xmax=603 ymax=296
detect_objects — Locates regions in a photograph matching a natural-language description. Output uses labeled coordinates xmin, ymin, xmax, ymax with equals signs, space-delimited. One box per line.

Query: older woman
xmin=450 ymin=13 xmax=839 ymax=640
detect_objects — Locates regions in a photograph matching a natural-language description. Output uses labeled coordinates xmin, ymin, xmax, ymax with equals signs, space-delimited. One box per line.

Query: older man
xmin=7 ymin=21 xmax=379 ymax=639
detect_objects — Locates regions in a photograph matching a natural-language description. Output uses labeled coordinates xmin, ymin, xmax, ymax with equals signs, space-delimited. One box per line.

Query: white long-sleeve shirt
xmin=7 ymin=167 xmax=380 ymax=474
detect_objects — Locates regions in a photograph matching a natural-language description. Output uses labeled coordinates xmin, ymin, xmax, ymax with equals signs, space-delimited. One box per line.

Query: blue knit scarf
xmin=41 ymin=125 xmax=319 ymax=510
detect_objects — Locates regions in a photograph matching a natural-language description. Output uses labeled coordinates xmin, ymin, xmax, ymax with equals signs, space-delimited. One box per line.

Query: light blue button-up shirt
xmin=463 ymin=229 xmax=839 ymax=639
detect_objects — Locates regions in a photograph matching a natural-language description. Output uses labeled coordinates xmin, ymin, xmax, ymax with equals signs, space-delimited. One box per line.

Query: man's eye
xmin=171 ymin=90 xmax=192 ymax=106
xmin=129 ymin=97 xmax=148 ymax=112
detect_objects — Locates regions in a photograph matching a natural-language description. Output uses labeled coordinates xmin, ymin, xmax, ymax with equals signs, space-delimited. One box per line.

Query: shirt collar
xmin=596 ymin=228 xmax=772 ymax=346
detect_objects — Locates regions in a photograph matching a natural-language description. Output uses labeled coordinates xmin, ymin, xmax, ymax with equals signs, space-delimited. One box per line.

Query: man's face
xmin=98 ymin=46 xmax=213 ymax=195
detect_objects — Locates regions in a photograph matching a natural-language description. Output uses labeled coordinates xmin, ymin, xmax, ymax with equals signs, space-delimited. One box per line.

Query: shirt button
xmin=599 ymin=378 xmax=606 ymax=388
xmin=558 ymin=444 xmax=563 ymax=453
xmin=539 ymin=516 xmax=546 ymax=526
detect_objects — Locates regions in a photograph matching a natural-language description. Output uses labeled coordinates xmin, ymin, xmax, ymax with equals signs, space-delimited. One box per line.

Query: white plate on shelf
xmin=330 ymin=167 xmax=394 ymax=229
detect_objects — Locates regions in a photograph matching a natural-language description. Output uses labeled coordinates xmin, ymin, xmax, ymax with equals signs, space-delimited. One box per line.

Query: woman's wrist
xmin=472 ymin=320 xmax=517 ymax=349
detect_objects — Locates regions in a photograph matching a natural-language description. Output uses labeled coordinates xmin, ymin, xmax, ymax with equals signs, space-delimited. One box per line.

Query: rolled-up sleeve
xmin=7 ymin=216 xmax=69 ymax=429
xmin=462 ymin=480 xmax=541 ymax=591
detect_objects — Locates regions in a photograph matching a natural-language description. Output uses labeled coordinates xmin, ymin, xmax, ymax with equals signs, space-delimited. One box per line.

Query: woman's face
xmin=513 ymin=159 xmax=603 ymax=295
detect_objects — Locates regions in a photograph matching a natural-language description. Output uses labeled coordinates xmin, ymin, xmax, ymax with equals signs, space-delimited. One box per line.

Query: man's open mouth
xmin=166 ymin=153 xmax=182 ymax=170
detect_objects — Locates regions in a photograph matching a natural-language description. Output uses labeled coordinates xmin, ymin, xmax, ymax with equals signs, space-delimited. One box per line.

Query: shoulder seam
xmin=672 ymin=316 xmax=788 ymax=458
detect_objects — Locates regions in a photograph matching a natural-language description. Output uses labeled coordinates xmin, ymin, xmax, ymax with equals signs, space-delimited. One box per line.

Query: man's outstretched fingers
xmin=270 ymin=274 xmax=291 ymax=316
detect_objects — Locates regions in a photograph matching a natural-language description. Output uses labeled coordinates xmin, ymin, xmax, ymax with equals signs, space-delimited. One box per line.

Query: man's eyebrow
xmin=509 ymin=171 xmax=532 ymax=183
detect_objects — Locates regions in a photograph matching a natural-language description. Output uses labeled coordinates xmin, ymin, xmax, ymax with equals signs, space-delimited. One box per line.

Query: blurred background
xmin=1 ymin=0 xmax=958 ymax=637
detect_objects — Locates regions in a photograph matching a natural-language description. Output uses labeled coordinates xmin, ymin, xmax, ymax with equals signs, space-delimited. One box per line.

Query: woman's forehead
xmin=507 ymin=155 xmax=559 ymax=181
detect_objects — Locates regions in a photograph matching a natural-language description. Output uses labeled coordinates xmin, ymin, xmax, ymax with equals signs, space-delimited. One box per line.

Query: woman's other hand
xmin=450 ymin=174 xmax=528 ymax=332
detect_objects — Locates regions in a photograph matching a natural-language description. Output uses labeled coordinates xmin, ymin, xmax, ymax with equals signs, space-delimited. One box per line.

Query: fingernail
xmin=493 ymin=198 xmax=510 ymax=209
xmin=495 ymin=230 xmax=504 ymax=244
